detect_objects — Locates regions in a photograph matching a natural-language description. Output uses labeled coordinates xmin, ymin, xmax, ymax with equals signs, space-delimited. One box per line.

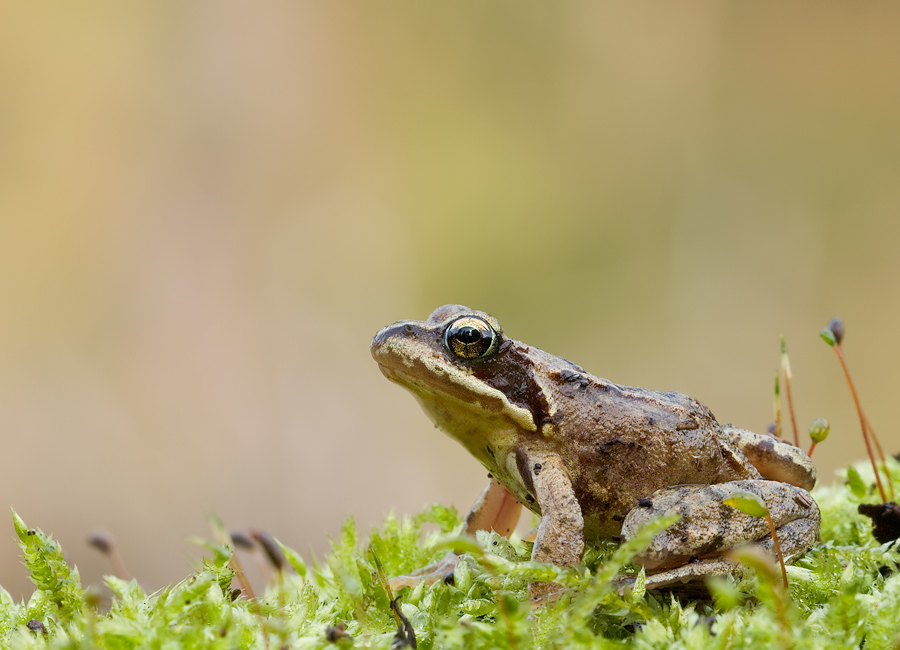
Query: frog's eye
xmin=444 ymin=316 xmax=498 ymax=360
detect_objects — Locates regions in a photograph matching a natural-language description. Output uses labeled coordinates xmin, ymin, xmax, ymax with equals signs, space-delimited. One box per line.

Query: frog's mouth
xmin=371 ymin=324 xmax=537 ymax=433
xmin=375 ymin=358 xmax=507 ymax=417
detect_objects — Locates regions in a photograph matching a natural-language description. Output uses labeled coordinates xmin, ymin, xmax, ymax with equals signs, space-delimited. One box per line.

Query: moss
xmin=1 ymin=460 xmax=899 ymax=649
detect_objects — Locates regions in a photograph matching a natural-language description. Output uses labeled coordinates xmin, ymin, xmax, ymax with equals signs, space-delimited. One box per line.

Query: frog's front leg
xmin=621 ymin=480 xmax=820 ymax=590
xmin=526 ymin=451 xmax=585 ymax=600
xmin=388 ymin=477 xmax=522 ymax=591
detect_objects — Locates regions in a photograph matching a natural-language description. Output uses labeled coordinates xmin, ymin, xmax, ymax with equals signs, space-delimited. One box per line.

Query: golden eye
xmin=444 ymin=316 xmax=498 ymax=360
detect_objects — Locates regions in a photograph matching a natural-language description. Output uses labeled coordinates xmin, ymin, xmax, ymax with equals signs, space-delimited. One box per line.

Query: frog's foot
xmin=620 ymin=480 xmax=820 ymax=589
xmin=612 ymin=556 xmax=741 ymax=595
xmin=388 ymin=552 xmax=462 ymax=591
xmin=528 ymin=580 xmax=567 ymax=604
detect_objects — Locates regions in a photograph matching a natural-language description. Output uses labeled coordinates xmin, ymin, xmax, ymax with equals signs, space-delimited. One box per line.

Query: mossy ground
xmin=1 ymin=460 xmax=899 ymax=650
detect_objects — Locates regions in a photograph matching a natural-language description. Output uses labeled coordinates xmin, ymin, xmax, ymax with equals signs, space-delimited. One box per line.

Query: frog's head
xmin=371 ymin=305 xmax=552 ymax=442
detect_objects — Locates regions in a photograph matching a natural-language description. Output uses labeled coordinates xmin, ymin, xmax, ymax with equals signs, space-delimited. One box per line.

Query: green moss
xmin=1 ymin=461 xmax=899 ymax=649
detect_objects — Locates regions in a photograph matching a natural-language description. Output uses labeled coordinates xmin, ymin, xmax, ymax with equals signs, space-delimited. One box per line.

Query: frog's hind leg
xmin=620 ymin=480 xmax=820 ymax=590
xmin=464 ymin=477 xmax=523 ymax=537
xmin=624 ymin=517 xmax=818 ymax=592
xmin=388 ymin=478 xmax=522 ymax=591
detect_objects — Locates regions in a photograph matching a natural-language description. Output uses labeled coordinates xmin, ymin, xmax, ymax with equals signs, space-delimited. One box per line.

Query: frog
xmin=370 ymin=305 xmax=820 ymax=597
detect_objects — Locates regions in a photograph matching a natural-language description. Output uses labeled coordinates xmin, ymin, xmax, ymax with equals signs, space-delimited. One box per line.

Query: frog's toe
xmin=620 ymin=557 xmax=742 ymax=594
xmin=528 ymin=580 xmax=568 ymax=605
xmin=388 ymin=552 xmax=461 ymax=591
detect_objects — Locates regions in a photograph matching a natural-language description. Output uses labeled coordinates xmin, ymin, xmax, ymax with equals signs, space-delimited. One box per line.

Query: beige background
xmin=1 ymin=3 xmax=899 ymax=599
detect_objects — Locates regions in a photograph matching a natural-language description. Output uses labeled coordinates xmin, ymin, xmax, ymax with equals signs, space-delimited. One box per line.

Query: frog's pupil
xmin=457 ymin=326 xmax=481 ymax=344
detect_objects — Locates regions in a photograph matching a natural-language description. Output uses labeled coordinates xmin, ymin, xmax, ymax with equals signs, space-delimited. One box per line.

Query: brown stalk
xmin=216 ymin=524 xmax=268 ymax=650
xmin=832 ymin=343 xmax=888 ymax=503
xmin=780 ymin=338 xmax=799 ymax=447
xmin=764 ymin=513 xmax=788 ymax=590
xmin=773 ymin=373 xmax=783 ymax=439
xmin=227 ymin=543 xmax=257 ymax=601
xmin=863 ymin=414 xmax=895 ymax=501
xmin=730 ymin=547 xmax=791 ymax=650
xmin=87 ymin=530 xmax=132 ymax=581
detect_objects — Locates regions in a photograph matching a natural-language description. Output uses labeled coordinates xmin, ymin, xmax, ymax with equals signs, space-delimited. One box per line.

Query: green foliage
xmin=2 ymin=463 xmax=900 ymax=649
xmin=846 ymin=465 xmax=867 ymax=499
xmin=11 ymin=509 xmax=85 ymax=626
xmin=724 ymin=491 xmax=769 ymax=518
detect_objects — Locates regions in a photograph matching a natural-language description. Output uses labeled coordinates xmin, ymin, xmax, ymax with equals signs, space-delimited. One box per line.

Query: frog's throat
xmin=410 ymin=390 xmax=536 ymax=465
xmin=379 ymin=364 xmax=537 ymax=434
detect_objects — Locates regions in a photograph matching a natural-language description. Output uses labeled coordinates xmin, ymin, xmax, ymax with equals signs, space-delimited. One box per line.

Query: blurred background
xmin=1 ymin=2 xmax=899 ymax=599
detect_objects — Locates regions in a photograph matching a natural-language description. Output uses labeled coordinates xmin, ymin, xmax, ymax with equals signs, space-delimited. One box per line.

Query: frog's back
xmin=532 ymin=361 xmax=760 ymax=537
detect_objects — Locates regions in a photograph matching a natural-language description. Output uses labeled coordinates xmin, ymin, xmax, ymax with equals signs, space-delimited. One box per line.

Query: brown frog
xmin=371 ymin=305 xmax=820 ymax=596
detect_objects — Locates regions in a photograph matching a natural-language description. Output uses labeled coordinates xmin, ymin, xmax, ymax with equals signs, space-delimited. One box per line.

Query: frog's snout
xmin=370 ymin=327 xmax=392 ymax=366
xmin=371 ymin=320 xmax=427 ymax=371
xmin=370 ymin=325 xmax=390 ymax=357
xmin=372 ymin=322 xmax=410 ymax=357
